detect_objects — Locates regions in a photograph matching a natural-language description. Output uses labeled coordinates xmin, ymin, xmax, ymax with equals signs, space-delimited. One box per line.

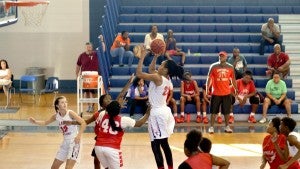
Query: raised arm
xmin=29 ymin=114 xmax=56 ymax=126
xmin=136 ymin=45 xmax=162 ymax=86
xmin=116 ymin=73 xmax=135 ymax=104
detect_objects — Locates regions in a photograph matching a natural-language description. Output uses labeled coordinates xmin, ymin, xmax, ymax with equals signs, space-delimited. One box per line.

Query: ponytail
xmin=106 ymin=101 xmax=123 ymax=131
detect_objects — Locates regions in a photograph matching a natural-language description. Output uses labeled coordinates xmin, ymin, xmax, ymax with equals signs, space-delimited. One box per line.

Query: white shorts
xmin=148 ymin=106 xmax=175 ymax=141
xmin=55 ymin=138 xmax=81 ymax=163
xmin=94 ymin=146 xmax=123 ymax=169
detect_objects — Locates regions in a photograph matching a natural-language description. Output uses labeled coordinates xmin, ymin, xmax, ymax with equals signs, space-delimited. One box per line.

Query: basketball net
xmin=4 ymin=0 xmax=50 ymax=26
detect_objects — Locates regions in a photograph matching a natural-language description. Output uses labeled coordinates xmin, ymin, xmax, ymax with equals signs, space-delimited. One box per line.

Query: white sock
xmin=197 ymin=112 xmax=201 ymax=116
xmin=173 ymin=113 xmax=178 ymax=117
xmin=250 ymin=112 xmax=255 ymax=116
xmin=203 ymin=112 xmax=207 ymax=117
xmin=230 ymin=112 xmax=233 ymax=116
xmin=181 ymin=112 xmax=184 ymax=116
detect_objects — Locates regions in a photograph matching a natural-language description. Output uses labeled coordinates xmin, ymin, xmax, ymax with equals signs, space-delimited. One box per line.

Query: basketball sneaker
xmin=217 ymin=116 xmax=223 ymax=124
xmin=229 ymin=115 xmax=234 ymax=124
xmin=180 ymin=115 xmax=185 ymax=123
xmin=259 ymin=117 xmax=267 ymax=124
xmin=248 ymin=115 xmax=257 ymax=123
xmin=196 ymin=115 xmax=202 ymax=123
xmin=202 ymin=116 xmax=209 ymax=124
xmin=174 ymin=116 xmax=181 ymax=123
xmin=224 ymin=126 xmax=233 ymax=133
xmin=208 ymin=127 xmax=214 ymax=134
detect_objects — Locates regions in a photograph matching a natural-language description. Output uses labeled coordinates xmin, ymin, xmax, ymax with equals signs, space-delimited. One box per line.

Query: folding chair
xmin=39 ymin=77 xmax=59 ymax=105
xmin=19 ymin=75 xmax=37 ymax=104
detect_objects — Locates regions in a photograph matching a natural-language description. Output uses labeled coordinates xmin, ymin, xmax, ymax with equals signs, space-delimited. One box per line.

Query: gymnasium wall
xmin=0 ymin=0 xmax=104 ymax=83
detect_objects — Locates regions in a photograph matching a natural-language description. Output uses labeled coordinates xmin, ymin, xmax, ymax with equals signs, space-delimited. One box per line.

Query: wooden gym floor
xmin=0 ymin=93 xmax=288 ymax=169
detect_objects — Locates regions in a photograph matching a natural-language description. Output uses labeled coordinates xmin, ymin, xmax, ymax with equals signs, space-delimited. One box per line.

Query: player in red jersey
xmin=179 ymin=71 xmax=202 ymax=123
xmin=261 ymin=117 xmax=300 ymax=169
xmin=94 ymin=101 xmax=150 ymax=169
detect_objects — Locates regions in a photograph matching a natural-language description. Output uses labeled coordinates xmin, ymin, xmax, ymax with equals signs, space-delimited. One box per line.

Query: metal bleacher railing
xmin=97 ymin=0 xmax=120 ymax=93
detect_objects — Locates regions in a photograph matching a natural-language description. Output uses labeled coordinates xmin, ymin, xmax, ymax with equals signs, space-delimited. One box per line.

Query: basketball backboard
xmin=0 ymin=0 xmax=18 ymax=27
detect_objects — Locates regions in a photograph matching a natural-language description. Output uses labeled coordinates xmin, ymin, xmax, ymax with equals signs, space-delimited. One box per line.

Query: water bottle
xmin=187 ymin=49 xmax=191 ymax=55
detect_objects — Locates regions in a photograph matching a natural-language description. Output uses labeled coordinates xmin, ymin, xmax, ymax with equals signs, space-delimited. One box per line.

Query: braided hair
xmin=165 ymin=60 xmax=184 ymax=80
xmin=106 ymin=100 xmax=123 ymax=132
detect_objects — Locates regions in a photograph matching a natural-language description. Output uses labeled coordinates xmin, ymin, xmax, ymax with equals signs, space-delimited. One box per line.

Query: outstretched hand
xmin=133 ymin=44 xmax=147 ymax=59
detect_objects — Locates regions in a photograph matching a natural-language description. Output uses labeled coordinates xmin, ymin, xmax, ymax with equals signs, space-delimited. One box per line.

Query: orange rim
xmin=5 ymin=1 xmax=49 ymax=10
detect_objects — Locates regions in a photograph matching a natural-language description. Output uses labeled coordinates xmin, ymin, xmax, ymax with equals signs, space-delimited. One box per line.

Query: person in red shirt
xmin=178 ymin=129 xmax=230 ymax=169
xmin=206 ymin=51 xmax=237 ymax=134
xmin=76 ymin=42 xmax=100 ymax=113
xmin=179 ymin=71 xmax=202 ymax=123
xmin=230 ymin=70 xmax=259 ymax=123
xmin=261 ymin=117 xmax=300 ymax=169
xmin=110 ymin=31 xmax=134 ymax=67
xmin=94 ymin=100 xmax=150 ymax=169
xmin=266 ymin=44 xmax=290 ymax=79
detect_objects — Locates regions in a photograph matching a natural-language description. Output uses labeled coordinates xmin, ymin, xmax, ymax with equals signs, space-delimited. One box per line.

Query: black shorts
xmin=269 ymin=98 xmax=287 ymax=108
xmin=91 ymin=148 xmax=96 ymax=157
xmin=210 ymin=94 xmax=232 ymax=115
xmin=83 ymin=89 xmax=97 ymax=94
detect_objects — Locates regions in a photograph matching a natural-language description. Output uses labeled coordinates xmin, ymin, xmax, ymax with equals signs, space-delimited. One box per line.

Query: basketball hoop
xmin=4 ymin=0 xmax=50 ymax=26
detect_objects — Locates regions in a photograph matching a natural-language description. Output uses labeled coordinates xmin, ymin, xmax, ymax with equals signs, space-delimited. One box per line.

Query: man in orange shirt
xmin=110 ymin=31 xmax=134 ymax=67
xmin=206 ymin=51 xmax=237 ymax=134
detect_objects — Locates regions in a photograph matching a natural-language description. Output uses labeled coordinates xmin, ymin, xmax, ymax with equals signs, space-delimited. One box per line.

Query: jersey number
xmin=101 ymin=119 xmax=120 ymax=135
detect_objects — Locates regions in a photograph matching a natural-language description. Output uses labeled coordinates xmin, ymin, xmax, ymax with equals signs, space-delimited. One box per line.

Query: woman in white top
xmin=136 ymin=46 xmax=184 ymax=169
xmin=29 ymin=96 xmax=86 ymax=169
xmin=0 ymin=59 xmax=12 ymax=97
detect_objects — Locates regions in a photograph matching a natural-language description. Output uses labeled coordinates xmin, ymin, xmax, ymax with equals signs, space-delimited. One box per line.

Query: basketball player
xmin=29 ymin=96 xmax=87 ymax=169
xmin=94 ymin=100 xmax=150 ymax=169
xmin=64 ymin=74 xmax=134 ymax=169
xmin=278 ymin=117 xmax=300 ymax=169
xmin=135 ymin=45 xmax=184 ymax=169
xmin=178 ymin=129 xmax=230 ymax=169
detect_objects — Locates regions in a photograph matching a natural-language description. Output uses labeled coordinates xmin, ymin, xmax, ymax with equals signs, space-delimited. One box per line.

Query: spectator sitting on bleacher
xmin=179 ymin=71 xmax=202 ymax=123
xmin=230 ymin=70 xmax=259 ymax=123
xmin=127 ymin=77 xmax=148 ymax=118
xmin=260 ymin=17 xmax=281 ymax=55
xmin=143 ymin=25 xmax=165 ymax=66
xmin=227 ymin=47 xmax=247 ymax=79
xmin=259 ymin=72 xmax=292 ymax=123
xmin=110 ymin=31 xmax=134 ymax=67
xmin=165 ymin=29 xmax=186 ymax=66
xmin=266 ymin=44 xmax=290 ymax=79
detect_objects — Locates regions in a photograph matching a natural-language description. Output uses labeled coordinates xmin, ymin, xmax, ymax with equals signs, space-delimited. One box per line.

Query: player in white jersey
xmin=279 ymin=117 xmax=300 ymax=169
xmin=29 ymin=96 xmax=86 ymax=169
xmin=135 ymin=45 xmax=184 ymax=169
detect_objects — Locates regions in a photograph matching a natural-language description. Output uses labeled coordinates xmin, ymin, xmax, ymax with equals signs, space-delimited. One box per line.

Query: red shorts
xmin=166 ymin=50 xmax=176 ymax=56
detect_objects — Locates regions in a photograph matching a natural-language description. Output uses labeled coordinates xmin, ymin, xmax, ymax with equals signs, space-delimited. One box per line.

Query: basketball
xmin=150 ymin=39 xmax=166 ymax=55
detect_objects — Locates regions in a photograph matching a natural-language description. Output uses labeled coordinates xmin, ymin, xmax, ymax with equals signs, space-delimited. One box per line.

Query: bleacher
xmin=98 ymin=1 xmax=299 ymax=119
